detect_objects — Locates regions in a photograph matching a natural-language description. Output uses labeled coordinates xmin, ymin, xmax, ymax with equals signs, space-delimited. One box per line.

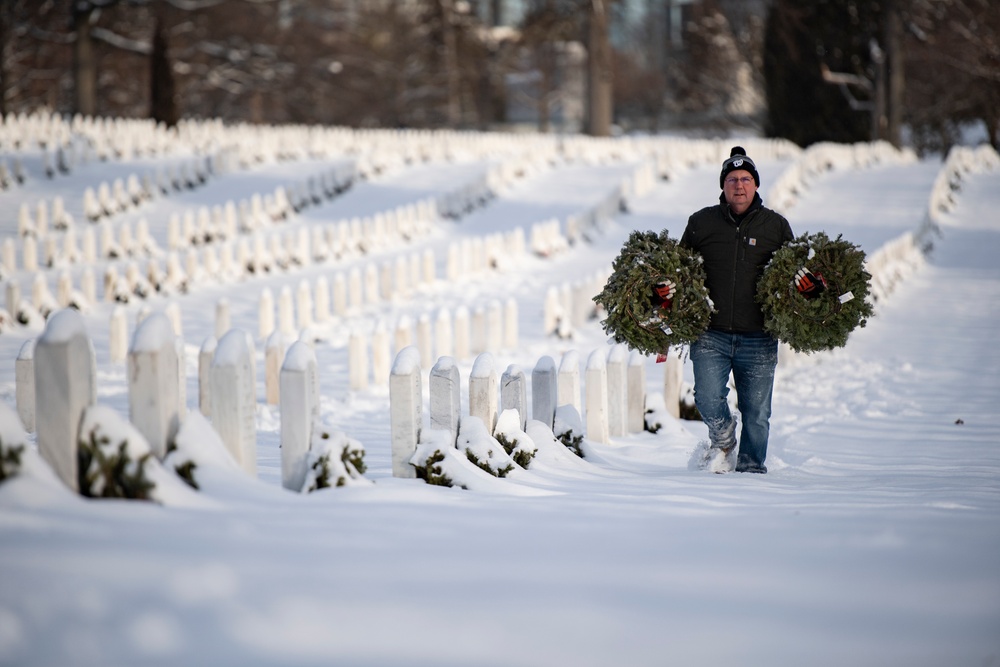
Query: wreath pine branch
xmin=758 ymin=231 xmax=874 ymax=353
xmin=594 ymin=230 xmax=713 ymax=355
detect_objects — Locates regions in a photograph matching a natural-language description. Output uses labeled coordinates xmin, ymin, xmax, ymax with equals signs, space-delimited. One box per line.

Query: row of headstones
xmin=346 ymin=298 xmax=520 ymax=393
xmin=542 ymin=270 xmax=612 ymax=337
xmin=388 ymin=346 xmax=685 ymax=478
xmin=16 ymin=305 xmax=333 ymax=494
xmin=1 ymin=195 xmax=440 ymax=321
xmin=3 ymin=217 xmax=160 ymax=276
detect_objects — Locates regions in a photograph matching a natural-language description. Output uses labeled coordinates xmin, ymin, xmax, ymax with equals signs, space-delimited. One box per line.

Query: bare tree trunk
xmin=73 ymin=8 xmax=97 ymax=117
xmin=885 ymin=0 xmax=904 ymax=147
xmin=588 ymin=0 xmax=612 ymax=137
xmin=439 ymin=0 xmax=461 ymax=127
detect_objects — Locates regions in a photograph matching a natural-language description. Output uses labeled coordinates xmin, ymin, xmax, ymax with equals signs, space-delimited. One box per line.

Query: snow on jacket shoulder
xmin=680 ymin=193 xmax=793 ymax=334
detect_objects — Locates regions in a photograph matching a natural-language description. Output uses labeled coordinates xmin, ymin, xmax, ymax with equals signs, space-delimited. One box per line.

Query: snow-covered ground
xmin=0 ymin=123 xmax=998 ymax=667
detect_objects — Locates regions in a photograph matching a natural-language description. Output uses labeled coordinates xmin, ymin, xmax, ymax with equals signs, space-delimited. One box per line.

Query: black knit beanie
xmin=719 ymin=146 xmax=760 ymax=188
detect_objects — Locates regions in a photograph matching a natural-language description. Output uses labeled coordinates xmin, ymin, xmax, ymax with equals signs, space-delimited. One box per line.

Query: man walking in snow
xmin=666 ymin=147 xmax=809 ymax=473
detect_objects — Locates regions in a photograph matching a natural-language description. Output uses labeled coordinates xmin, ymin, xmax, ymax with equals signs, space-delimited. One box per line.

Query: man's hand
xmin=794 ymin=268 xmax=827 ymax=299
xmin=653 ymin=280 xmax=676 ymax=310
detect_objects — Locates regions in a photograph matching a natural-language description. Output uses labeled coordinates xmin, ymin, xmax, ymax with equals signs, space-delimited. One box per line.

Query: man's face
xmin=723 ymin=169 xmax=757 ymax=215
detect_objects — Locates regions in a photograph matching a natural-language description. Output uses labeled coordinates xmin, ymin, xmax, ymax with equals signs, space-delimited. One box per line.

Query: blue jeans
xmin=690 ymin=329 xmax=778 ymax=472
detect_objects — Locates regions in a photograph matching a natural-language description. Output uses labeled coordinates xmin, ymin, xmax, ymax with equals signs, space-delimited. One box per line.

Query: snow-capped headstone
xmin=215 ymin=299 xmax=230 ymax=340
xmin=348 ymin=330 xmax=368 ymax=391
xmin=606 ymin=345 xmax=628 ymax=438
xmin=210 ymin=329 xmax=257 ymax=476
xmin=390 ymin=346 xmax=422 ymax=478
xmin=627 ymin=351 xmax=646 ymax=433
xmin=470 ymin=352 xmax=499 ymax=433
xmin=558 ymin=350 xmax=581 ymax=415
xmin=280 ymin=341 xmax=318 ymax=491
xmin=127 ymin=312 xmax=183 ymax=459
xmin=429 ymin=356 xmax=461 ymax=444
xmin=264 ymin=330 xmax=286 ymax=405
xmin=23 ymin=235 xmax=38 ymax=272
xmin=34 ymin=308 xmax=96 ymax=491
xmin=662 ymin=351 xmax=682 ymax=419
xmin=15 ymin=339 xmax=36 ymax=432
xmin=501 ymin=364 xmax=527 ymax=431
xmin=585 ymin=349 xmax=609 ymax=444
xmin=109 ymin=305 xmax=128 ymax=364
xmin=531 ymin=355 xmax=557 ymax=428
xmin=543 ymin=286 xmax=560 ymax=335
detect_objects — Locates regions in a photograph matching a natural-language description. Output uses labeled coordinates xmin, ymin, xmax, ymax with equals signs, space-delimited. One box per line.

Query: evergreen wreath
xmin=757 ymin=231 xmax=874 ymax=353
xmin=594 ymin=230 xmax=713 ymax=355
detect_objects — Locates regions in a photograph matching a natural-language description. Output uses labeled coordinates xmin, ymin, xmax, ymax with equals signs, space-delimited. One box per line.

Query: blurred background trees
xmin=0 ymin=0 xmax=994 ymax=152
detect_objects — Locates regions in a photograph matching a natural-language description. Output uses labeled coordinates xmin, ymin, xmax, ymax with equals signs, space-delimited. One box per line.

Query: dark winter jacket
xmin=680 ymin=192 xmax=793 ymax=334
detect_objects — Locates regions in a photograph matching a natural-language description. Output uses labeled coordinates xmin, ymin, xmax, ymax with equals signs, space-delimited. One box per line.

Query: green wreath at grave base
xmin=594 ymin=230 xmax=713 ymax=356
xmin=757 ymin=231 xmax=875 ymax=353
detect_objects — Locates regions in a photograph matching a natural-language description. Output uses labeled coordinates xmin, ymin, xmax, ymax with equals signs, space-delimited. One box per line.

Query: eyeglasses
xmin=725 ymin=176 xmax=755 ymax=186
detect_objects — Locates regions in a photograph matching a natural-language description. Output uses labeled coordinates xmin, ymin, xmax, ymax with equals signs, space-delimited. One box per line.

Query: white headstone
xmin=558 ymin=350 xmax=581 ymax=415
xmin=34 ymin=308 xmax=96 ymax=491
xmin=663 ymin=351 xmax=682 ymax=419
xmin=500 ymin=364 xmax=527 ymax=431
xmin=215 ymin=299 xmax=231 ymax=340
xmin=469 ymin=352 xmax=499 ymax=433
xmin=280 ymin=341 xmax=319 ymax=491
xmin=210 ymin=329 xmax=257 ymax=475
xmin=585 ymin=349 xmax=609 ymax=444
xmin=348 ymin=330 xmax=369 ymax=391
xmin=607 ymin=345 xmax=628 ymax=438
xmin=127 ymin=312 xmax=183 ymax=459
xmin=389 ymin=346 xmax=422 ymax=478
xmin=265 ymin=330 xmax=286 ymax=405
xmin=429 ymin=356 xmax=461 ymax=445
xmin=532 ymin=355 xmax=558 ymax=428
xmin=109 ymin=305 xmax=128 ymax=364
xmin=627 ymin=351 xmax=646 ymax=433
